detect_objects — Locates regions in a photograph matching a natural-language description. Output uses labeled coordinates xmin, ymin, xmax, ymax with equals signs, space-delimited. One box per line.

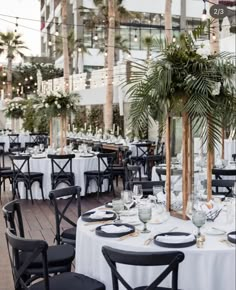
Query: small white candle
xmin=84 ymin=123 xmax=87 ymax=130
xmin=117 ymin=125 xmax=119 ymax=136
xmin=90 ymin=124 xmax=92 ymax=131
xmin=96 ymin=126 xmax=98 ymax=134
xmin=113 ymin=123 xmax=115 ymax=132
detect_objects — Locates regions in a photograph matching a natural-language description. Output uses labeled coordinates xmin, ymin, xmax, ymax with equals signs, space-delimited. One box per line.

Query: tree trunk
xmin=104 ymin=0 xmax=115 ymax=132
xmin=61 ymin=0 xmax=70 ymax=93
xmin=180 ymin=0 xmax=186 ymax=32
xmin=7 ymin=58 xmax=13 ymax=98
xmin=165 ymin=0 xmax=172 ymax=43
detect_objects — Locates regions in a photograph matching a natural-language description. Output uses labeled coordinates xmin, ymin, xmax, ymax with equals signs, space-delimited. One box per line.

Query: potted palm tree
xmin=126 ymin=27 xmax=236 ymax=218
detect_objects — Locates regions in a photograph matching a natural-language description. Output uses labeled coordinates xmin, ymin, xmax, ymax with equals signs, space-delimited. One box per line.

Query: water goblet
xmin=153 ymin=185 xmax=164 ymax=204
xmin=132 ymin=185 xmax=143 ymax=204
xmin=192 ymin=210 xmax=206 ymax=239
xmin=138 ymin=203 xmax=152 ymax=233
xmin=39 ymin=143 xmax=44 ymax=153
xmin=122 ymin=191 xmax=133 ymax=216
xmin=112 ymin=199 xmax=124 ymax=223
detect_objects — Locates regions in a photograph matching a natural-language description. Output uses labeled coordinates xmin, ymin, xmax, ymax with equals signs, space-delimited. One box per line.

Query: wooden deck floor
xmin=0 ymin=187 xmax=115 ymax=290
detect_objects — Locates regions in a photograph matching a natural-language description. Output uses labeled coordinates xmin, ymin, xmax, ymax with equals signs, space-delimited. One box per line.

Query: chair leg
xmin=85 ymin=176 xmax=89 ymax=196
xmin=29 ymin=186 xmax=34 ymax=204
xmin=39 ymin=179 xmax=45 ymax=200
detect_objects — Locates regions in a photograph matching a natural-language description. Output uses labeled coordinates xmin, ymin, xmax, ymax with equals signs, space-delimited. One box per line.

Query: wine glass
xmin=138 ymin=203 xmax=152 ymax=233
xmin=192 ymin=210 xmax=206 ymax=238
xmin=122 ymin=191 xmax=133 ymax=216
xmin=39 ymin=143 xmax=44 ymax=153
xmin=112 ymin=199 xmax=124 ymax=223
xmin=132 ymin=185 xmax=143 ymax=204
xmin=153 ymin=185 xmax=163 ymax=203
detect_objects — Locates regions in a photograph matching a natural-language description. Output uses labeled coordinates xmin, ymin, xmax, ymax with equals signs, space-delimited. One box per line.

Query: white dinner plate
xmin=204 ymin=227 xmax=226 ymax=235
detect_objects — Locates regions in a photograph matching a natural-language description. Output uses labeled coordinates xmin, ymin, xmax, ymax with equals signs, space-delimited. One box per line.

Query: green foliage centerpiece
xmin=126 ymin=26 xmax=236 ymax=219
xmin=5 ymin=100 xmax=25 ymax=119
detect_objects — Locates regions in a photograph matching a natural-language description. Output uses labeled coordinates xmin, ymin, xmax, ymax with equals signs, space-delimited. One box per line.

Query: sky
xmin=0 ymin=0 xmax=40 ymax=62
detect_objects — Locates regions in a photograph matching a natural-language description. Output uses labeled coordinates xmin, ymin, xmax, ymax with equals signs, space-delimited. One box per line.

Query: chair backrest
xmin=102 ymin=246 xmax=184 ymax=290
xmin=146 ymin=155 xmax=163 ymax=180
xmin=232 ymin=154 xmax=236 ymax=161
xmin=97 ymin=152 xmax=116 ymax=174
xmin=135 ymin=142 xmax=152 ymax=158
xmin=9 ymin=155 xmax=31 ymax=180
xmin=212 ymin=168 xmax=236 ymax=178
xmin=2 ymin=200 xmax=25 ymax=237
xmin=49 ymin=186 xmax=81 ymax=244
xmin=9 ymin=142 xmax=21 ymax=149
xmin=8 ymin=134 xmax=19 ymax=143
xmin=0 ymin=142 xmax=6 ymax=168
xmin=48 ymin=154 xmax=75 ymax=176
xmin=25 ymin=142 xmax=38 ymax=149
xmin=5 ymin=229 xmax=49 ymax=290
xmin=126 ymin=163 xmax=141 ymax=182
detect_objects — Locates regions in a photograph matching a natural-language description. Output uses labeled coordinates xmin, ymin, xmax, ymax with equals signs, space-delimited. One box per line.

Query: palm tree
xmin=126 ymin=28 xmax=236 ymax=210
xmin=0 ymin=32 xmax=27 ymax=98
xmin=61 ymin=0 xmax=69 ymax=93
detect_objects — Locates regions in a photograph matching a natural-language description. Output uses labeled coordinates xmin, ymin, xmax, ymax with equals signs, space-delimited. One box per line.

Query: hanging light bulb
xmin=201 ymin=0 xmax=208 ymax=21
xmin=25 ymin=77 xmax=28 ymax=82
xmin=104 ymin=50 xmax=108 ymax=56
xmin=48 ymin=40 xmax=52 ymax=46
xmin=29 ymin=76 xmax=33 ymax=80
xmin=212 ymin=33 xmax=216 ymax=41
xmin=134 ymin=32 xmax=138 ymax=42
xmin=78 ymin=46 xmax=82 ymax=53
xmin=55 ymin=30 xmax=59 ymax=36
xmin=173 ymin=35 xmax=176 ymax=43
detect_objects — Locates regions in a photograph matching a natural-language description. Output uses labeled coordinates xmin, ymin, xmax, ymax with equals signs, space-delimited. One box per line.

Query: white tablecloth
xmin=0 ymin=134 xmax=30 ymax=151
xmin=75 ymin=208 xmax=236 ymax=290
xmin=17 ymin=154 xmax=107 ymax=199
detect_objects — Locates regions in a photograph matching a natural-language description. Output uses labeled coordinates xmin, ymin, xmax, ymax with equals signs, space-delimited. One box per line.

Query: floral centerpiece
xmin=37 ymin=91 xmax=80 ymax=117
xmin=5 ymin=101 xmax=25 ymax=119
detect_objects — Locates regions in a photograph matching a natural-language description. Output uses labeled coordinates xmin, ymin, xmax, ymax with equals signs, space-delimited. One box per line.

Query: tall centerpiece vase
xmin=49 ymin=115 xmax=67 ymax=154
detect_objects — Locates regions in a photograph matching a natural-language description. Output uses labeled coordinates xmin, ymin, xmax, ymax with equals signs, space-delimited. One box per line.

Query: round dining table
xmin=75 ymin=206 xmax=236 ymax=290
xmin=17 ymin=153 xmax=107 ymax=199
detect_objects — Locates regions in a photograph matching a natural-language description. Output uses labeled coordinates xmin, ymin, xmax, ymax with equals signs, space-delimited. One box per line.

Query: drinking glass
xmin=112 ymin=199 xmax=124 ymax=223
xmin=192 ymin=210 xmax=206 ymax=238
xmin=232 ymin=182 xmax=236 ymax=199
xmin=122 ymin=191 xmax=133 ymax=215
xmin=132 ymin=185 xmax=143 ymax=204
xmin=153 ymin=186 xmax=163 ymax=204
xmin=39 ymin=143 xmax=44 ymax=152
xmin=138 ymin=203 xmax=152 ymax=233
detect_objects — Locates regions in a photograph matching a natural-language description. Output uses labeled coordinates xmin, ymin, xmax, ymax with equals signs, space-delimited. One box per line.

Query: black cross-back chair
xmin=131 ymin=142 xmax=153 ymax=171
xmin=232 ymin=154 xmax=236 ymax=161
xmin=49 ymin=186 xmax=81 ymax=246
xmin=102 ymin=246 xmax=185 ymax=290
xmin=2 ymin=200 xmax=75 ymax=279
xmin=5 ymin=229 xmax=105 ymax=290
xmin=47 ymin=154 xmax=75 ymax=190
xmin=0 ymin=142 xmax=7 ymax=167
xmin=212 ymin=168 xmax=236 ymax=196
xmin=8 ymin=133 xmax=19 ymax=143
xmin=9 ymin=155 xmax=44 ymax=202
xmin=146 ymin=155 xmax=163 ymax=181
xmin=84 ymin=152 xmax=116 ymax=198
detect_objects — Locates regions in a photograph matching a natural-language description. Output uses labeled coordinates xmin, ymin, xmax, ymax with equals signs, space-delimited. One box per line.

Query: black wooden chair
xmin=3 ymin=200 xmax=75 ymax=278
xmin=145 ymin=155 xmax=163 ymax=180
xmin=5 ymin=229 xmax=105 ymax=290
xmin=128 ymin=180 xmax=165 ymax=196
xmin=232 ymin=154 xmax=236 ymax=161
xmin=211 ymin=168 xmax=236 ymax=196
xmin=9 ymin=155 xmax=44 ymax=202
xmin=131 ymin=142 xmax=153 ymax=171
xmin=0 ymin=142 xmax=13 ymax=199
xmin=8 ymin=133 xmax=19 ymax=143
xmin=0 ymin=142 xmax=7 ymax=167
xmin=84 ymin=152 xmax=116 ymax=198
xmin=30 ymin=133 xmax=48 ymax=147
xmin=47 ymin=154 xmax=75 ymax=190
xmin=49 ymin=186 xmax=81 ymax=246
xmin=102 ymin=246 xmax=184 ymax=290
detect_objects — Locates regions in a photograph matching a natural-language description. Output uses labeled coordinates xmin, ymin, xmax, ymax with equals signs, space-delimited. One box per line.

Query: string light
xmin=104 ymin=50 xmax=108 ymax=56
xmin=94 ymin=32 xmax=98 ymax=41
xmin=2 ymin=72 xmax=6 ymax=76
xmin=14 ymin=17 xmax=18 ymax=33
xmin=78 ymin=47 xmax=82 ymax=52
xmin=201 ymin=0 xmax=208 ymax=21
xmin=212 ymin=33 xmax=216 ymax=41
xmin=173 ymin=35 xmax=176 ymax=43
xmin=48 ymin=40 xmax=52 ymax=46
xmin=29 ymin=76 xmax=33 ymax=80
xmin=25 ymin=77 xmax=28 ymax=82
